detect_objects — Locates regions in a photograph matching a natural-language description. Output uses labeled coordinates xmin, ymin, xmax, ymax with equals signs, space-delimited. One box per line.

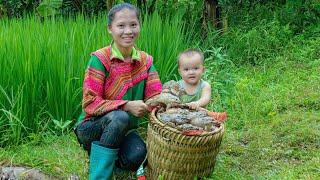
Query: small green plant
xmin=158 ymin=175 xmax=164 ymax=180
xmin=53 ymin=118 xmax=72 ymax=135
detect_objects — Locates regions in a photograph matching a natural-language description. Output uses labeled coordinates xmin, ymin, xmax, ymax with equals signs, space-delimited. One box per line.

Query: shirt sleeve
xmin=82 ymin=56 xmax=128 ymax=116
xmin=144 ymin=64 xmax=162 ymax=101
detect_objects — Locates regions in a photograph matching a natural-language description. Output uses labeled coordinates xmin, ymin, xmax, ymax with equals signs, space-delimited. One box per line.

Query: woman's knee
xmin=101 ymin=110 xmax=130 ymax=131
xmin=75 ymin=120 xmax=102 ymax=150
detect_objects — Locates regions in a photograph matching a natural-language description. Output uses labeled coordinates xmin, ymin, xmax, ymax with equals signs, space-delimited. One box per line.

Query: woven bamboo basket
xmin=146 ymin=108 xmax=225 ymax=180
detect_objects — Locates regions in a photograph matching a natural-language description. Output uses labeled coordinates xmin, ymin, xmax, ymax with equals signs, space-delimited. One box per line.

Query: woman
xmin=74 ymin=3 xmax=162 ymax=179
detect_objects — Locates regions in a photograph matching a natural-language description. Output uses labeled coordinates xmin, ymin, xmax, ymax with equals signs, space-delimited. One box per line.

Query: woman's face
xmin=108 ymin=8 xmax=140 ymax=51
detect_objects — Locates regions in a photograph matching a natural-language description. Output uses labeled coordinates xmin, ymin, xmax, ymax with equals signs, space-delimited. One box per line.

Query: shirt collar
xmin=110 ymin=43 xmax=141 ymax=61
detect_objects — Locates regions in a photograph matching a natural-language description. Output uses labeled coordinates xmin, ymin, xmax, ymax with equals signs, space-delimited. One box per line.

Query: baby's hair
xmin=108 ymin=3 xmax=140 ymax=26
xmin=177 ymin=48 xmax=204 ymax=66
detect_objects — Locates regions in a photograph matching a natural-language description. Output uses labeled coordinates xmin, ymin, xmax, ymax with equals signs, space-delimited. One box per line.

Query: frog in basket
xmin=145 ymin=80 xmax=186 ymax=110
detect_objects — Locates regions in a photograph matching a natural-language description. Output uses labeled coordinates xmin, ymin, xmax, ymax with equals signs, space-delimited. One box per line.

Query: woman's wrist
xmin=121 ymin=101 xmax=130 ymax=111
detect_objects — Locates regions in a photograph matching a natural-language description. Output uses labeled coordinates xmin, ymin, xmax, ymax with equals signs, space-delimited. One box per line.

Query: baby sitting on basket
xmin=146 ymin=49 xmax=227 ymax=135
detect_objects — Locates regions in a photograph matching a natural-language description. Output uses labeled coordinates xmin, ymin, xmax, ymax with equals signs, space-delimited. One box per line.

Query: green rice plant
xmin=0 ymin=16 xmax=110 ymax=145
xmin=0 ymin=85 xmax=28 ymax=145
xmin=138 ymin=11 xmax=195 ymax=82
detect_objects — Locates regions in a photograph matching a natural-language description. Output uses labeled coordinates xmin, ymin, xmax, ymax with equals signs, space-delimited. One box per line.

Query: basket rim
xmin=150 ymin=108 xmax=224 ymax=137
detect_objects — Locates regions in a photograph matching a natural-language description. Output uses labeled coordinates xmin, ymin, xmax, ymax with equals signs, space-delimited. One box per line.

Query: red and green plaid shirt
xmin=77 ymin=44 xmax=162 ymax=128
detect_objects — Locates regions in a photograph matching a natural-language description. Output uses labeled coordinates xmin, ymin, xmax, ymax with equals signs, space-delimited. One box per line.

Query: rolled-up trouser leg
xmin=116 ymin=130 xmax=147 ymax=171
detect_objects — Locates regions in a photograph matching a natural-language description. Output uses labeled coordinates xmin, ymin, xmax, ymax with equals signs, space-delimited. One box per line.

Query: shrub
xmin=218 ymin=19 xmax=293 ymax=65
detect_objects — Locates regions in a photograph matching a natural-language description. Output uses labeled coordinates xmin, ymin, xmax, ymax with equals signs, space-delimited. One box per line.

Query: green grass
xmin=209 ymin=36 xmax=320 ymax=179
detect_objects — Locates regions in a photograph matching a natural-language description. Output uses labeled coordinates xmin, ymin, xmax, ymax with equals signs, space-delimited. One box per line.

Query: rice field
xmin=0 ymin=13 xmax=194 ymax=146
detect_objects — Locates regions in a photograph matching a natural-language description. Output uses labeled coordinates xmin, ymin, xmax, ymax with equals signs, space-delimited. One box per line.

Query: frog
xmin=189 ymin=116 xmax=215 ymax=131
xmin=157 ymin=112 xmax=190 ymax=125
xmin=176 ymin=123 xmax=203 ymax=131
xmin=0 ymin=166 xmax=50 ymax=180
xmin=145 ymin=80 xmax=186 ymax=110
xmin=145 ymin=92 xmax=181 ymax=110
xmin=162 ymin=80 xmax=186 ymax=97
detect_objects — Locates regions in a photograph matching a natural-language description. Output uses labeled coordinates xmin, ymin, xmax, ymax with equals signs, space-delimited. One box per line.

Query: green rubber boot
xmin=89 ymin=141 xmax=118 ymax=180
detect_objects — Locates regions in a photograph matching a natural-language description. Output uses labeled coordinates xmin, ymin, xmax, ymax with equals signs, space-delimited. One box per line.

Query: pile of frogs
xmin=156 ymin=107 xmax=220 ymax=132
xmin=146 ymin=80 xmax=223 ymax=134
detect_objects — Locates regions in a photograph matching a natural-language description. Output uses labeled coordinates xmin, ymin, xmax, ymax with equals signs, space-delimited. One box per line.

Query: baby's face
xmin=178 ymin=54 xmax=204 ymax=86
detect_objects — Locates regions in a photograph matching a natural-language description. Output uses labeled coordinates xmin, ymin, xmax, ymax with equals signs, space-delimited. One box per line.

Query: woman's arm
xmin=82 ymin=56 xmax=128 ymax=116
xmin=143 ymin=63 xmax=162 ymax=101
xmin=122 ymin=61 xmax=162 ymax=117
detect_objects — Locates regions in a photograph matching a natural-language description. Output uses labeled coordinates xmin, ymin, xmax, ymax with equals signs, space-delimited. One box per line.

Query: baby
xmin=177 ymin=48 xmax=211 ymax=109
xmin=177 ymin=48 xmax=227 ymax=122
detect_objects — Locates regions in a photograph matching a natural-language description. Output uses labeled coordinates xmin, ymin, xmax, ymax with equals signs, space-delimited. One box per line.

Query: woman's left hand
xmin=123 ymin=100 xmax=148 ymax=117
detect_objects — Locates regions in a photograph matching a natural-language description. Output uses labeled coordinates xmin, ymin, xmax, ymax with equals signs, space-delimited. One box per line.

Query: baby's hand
xmin=186 ymin=102 xmax=200 ymax=110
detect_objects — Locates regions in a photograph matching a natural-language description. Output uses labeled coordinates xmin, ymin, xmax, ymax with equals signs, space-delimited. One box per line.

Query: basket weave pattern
xmin=147 ymin=109 xmax=225 ymax=180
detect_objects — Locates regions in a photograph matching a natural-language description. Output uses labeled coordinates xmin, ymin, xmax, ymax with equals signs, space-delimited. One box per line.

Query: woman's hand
xmin=123 ymin=100 xmax=148 ymax=117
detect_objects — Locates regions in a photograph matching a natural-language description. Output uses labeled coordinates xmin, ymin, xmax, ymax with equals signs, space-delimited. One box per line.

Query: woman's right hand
xmin=123 ymin=100 xmax=148 ymax=117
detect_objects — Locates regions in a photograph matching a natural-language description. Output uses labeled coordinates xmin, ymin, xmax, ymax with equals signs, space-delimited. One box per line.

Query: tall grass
xmin=0 ymin=12 xmax=192 ymax=146
xmin=138 ymin=12 xmax=195 ymax=81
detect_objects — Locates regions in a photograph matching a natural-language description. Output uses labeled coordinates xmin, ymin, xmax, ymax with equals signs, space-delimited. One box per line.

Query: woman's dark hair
xmin=108 ymin=3 xmax=140 ymax=26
